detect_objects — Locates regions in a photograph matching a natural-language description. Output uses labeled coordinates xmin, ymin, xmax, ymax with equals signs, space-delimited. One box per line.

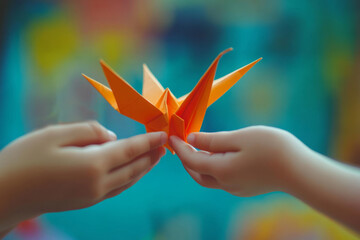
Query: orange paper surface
xmin=83 ymin=48 xmax=261 ymax=152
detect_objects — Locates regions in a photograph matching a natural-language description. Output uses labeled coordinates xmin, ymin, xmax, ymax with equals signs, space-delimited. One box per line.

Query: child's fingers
xmin=187 ymin=132 xmax=240 ymax=152
xmin=183 ymin=166 xmax=220 ymax=189
xmin=105 ymin=147 xmax=164 ymax=192
xmin=104 ymin=132 xmax=167 ymax=169
xmin=44 ymin=121 xmax=116 ymax=147
xmin=103 ymin=156 xmax=161 ymax=200
xmin=104 ymin=180 xmax=133 ymax=199
xmin=104 ymin=155 xmax=162 ymax=200
xmin=170 ymin=136 xmax=223 ymax=174
xmin=104 ymin=174 xmax=142 ymax=199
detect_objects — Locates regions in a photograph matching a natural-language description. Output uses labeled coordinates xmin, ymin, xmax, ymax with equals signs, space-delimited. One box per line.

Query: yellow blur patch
xmin=93 ymin=31 xmax=134 ymax=68
xmin=27 ymin=12 xmax=79 ymax=79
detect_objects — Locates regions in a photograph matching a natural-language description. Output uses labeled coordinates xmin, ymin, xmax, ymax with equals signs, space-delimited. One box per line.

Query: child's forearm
xmin=285 ymin=148 xmax=360 ymax=233
xmin=0 ymin=226 xmax=14 ymax=239
xmin=0 ymin=158 xmax=27 ymax=235
xmin=0 ymin=179 xmax=21 ymax=234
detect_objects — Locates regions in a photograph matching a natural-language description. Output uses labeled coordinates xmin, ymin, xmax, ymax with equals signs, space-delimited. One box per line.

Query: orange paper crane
xmin=83 ymin=48 xmax=261 ymax=152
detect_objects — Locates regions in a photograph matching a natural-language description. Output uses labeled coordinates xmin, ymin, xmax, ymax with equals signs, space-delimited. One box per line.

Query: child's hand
xmin=0 ymin=121 xmax=167 ymax=230
xmin=171 ymin=126 xmax=360 ymax=233
xmin=170 ymin=126 xmax=307 ymax=197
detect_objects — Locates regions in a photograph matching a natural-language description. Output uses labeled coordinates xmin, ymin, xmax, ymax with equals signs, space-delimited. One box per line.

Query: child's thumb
xmin=187 ymin=131 xmax=239 ymax=152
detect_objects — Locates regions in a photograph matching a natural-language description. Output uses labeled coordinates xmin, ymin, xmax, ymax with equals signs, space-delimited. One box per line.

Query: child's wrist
xmin=281 ymin=145 xmax=319 ymax=197
xmin=275 ymin=137 xmax=315 ymax=195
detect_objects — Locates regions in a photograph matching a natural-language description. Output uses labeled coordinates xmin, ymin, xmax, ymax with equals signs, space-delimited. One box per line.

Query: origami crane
xmin=83 ymin=48 xmax=261 ymax=152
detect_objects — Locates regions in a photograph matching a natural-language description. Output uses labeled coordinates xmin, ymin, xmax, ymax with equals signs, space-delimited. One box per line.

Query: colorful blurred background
xmin=1 ymin=0 xmax=360 ymax=239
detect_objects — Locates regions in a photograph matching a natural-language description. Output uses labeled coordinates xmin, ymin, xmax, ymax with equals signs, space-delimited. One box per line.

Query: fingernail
xmin=159 ymin=132 xmax=168 ymax=145
xmin=107 ymin=130 xmax=117 ymax=140
xmin=187 ymin=133 xmax=195 ymax=144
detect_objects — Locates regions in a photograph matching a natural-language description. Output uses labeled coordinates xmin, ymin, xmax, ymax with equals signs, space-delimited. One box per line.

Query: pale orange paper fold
xmin=83 ymin=48 xmax=262 ymax=153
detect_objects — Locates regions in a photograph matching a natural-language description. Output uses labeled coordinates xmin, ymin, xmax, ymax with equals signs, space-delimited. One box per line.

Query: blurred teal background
xmin=1 ymin=0 xmax=360 ymax=239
